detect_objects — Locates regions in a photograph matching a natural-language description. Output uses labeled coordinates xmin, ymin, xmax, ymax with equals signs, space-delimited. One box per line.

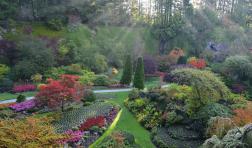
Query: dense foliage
xmin=0 ymin=117 xmax=65 ymax=147
xmin=133 ymin=57 xmax=145 ymax=89
xmin=120 ymin=54 xmax=132 ymax=85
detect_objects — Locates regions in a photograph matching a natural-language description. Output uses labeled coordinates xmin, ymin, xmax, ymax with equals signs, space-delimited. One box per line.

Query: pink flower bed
xmin=9 ymin=99 xmax=36 ymax=112
xmin=13 ymin=84 xmax=36 ymax=93
xmin=58 ymin=130 xmax=83 ymax=144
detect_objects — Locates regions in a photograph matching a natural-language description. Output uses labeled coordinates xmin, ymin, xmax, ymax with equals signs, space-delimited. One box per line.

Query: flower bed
xmin=79 ymin=116 xmax=105 ymax=131
xmin=9 ymin=99 xmax=36 ymax=112
xmin=13 ymin=84 xmax=36 ymax=93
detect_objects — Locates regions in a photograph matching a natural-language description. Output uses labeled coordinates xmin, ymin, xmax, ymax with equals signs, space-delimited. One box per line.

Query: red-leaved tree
xmin=35 ymin=74 xmax=83 ymax=111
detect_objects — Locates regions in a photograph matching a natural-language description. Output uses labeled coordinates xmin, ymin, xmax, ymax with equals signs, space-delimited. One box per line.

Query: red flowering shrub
xmin=187 ymin=57 xmax=206 ymax=69
xmin=13 ymin=84 xmax=36 ymax=93
xmin=35 ymin=74 xmax=83 ymax=111
xmin=79 ymin=116 xmax=105 ymax=131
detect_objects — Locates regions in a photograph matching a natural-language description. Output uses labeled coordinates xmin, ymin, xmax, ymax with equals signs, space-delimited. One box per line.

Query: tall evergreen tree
xmin=133 ymin=57 xmax=144 ymax=89
xmin=120 ymin=54 xmax=132 ymax=85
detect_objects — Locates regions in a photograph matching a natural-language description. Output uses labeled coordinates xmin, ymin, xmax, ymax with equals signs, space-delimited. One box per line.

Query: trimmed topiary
xmin=120 ymin=54 xmax=132 ymax=85
xmin=16 ymin=94 xmax=26 ymax=103
xmin=133 ymin=57 xmax=145 ymax=89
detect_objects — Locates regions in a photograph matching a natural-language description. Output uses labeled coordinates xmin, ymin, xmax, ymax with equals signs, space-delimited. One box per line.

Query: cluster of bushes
xmin=97 ymin=131 xmax=140 ymax=148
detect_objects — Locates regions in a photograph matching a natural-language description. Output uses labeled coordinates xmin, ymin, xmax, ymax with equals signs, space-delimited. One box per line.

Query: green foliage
xmin=0 ymin=0 xmax=17 ymax=20
xmin=177 ymin=56 xmax=187 ymax=64
xmin=128 ymin=89 xmax=140 ymax=100
xmin=47 ymin=18 xmax=65 ymax=31
xmin=125 ymin=99 xmax=161 ymax=129
xmin=161 ymin=83 xmax=193 ymax=101
xmin=120 ymin=55 xmax=132 ymax=85
xmin=93 ymin=75 xmax=111 ymax=86
xmin=83 ymin=89 xmax=96 ymax=103
xmin=193 ymin=103 xmax=232 ymax=121
xmin=170 ymin=68 xmax=231 ymax=114
xmin=88 ymin=53 xmax=108 ymax=74
xmin=16 ymin=94 xmax=26 ymax=103
xmin=0 ymin=64 xmax=10 ymax=80
xmin=166 ymin=111 xmax=184 ymax=125
xmin=133 ymin=57 xmax=145 ymax=89
xmin=97 ymin=131 xmax=140 ymax=148
xmin=224 ymin=55 xmax=252 ymax=81
xmin=13 ymin=36 xmax=54 ymax=80
xmin=79 ymin=69 xmax=96 ymax=86
xmin=0 ymin=78 xmax=13 ymax=92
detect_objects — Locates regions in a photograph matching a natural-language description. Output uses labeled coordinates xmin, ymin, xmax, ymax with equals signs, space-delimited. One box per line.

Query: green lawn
xmin=0 ymin=91 xmax=37 ymax=101
xmin=145 ymin=76 xmax=161 ymax=89
xmin=95 ymin=92 xmax=155 ymax=148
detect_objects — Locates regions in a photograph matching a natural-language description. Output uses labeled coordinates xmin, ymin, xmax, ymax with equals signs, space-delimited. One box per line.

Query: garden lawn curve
xmin=99 ymin=92 xmax=155 ymax=148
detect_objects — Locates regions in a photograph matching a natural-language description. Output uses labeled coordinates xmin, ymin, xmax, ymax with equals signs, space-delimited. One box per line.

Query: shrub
xmin=206 ymin=117 xmax=234 ymax=138
xmin=128 ymin=89 xmax=140 ymax=100
xmin=120 ymin=54 xmax=132 ymax=85
xmin=35 ymin=75 xmax=83 ymax=111
xmin=170 ymin=68 xmax=231 ymax=114
xmin=187 ymin=57 xmax=206 ymax=69
xmin=93 ymin=75 xmax=111 ymax=86
xmin=0 ymin=64 xmax=9 ymax=80
xmin=0 ymin=78 xmax=13 ymax=92
xmin=58 ymin=130 xmax=83 ymax=144
xmin=97 ymin=131 xmax=140 ymax=148
xmin=31 ymin=73 xmax=42 ymax=83
xmin=0 ymin=117 xmax=65 ymax=147
xmin=80 ymin=69 xmax=96 ymax=86
xmin=16 ymin=94 xmax=26 ymax=103
xmin=47 ymin=18 xmax=65 ymax=31
xmin=83 ymin=89 xmax=96 ymax=102
xmin=224 ymin=55 xmax=252 ymax=81
xmin=177 ymin=56 xmax=187 ymax=64
xmin=232 ymin=104 xmax=252 ymax=126
xmin=79 ymin=116 xmax=105 ymax=131
xmin=193 ymin=103 xmax=232 ymax=121
xmin=166 ymin=111 xmax=184 ymax=125
xmin=12 ymin=84 xmax=37 ymax=93
xmin=133 ymin=57 xmax=145 ymax=89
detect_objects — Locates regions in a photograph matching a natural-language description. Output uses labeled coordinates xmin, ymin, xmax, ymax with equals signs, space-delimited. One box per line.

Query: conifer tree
xmin=133 ymin=57 xmax=144 ymax=89
xmin=120 ymin=54 xmax=132 ymax=85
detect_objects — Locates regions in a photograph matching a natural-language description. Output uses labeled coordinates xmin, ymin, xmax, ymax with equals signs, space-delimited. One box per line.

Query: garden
xmin=1 ymin=0 xmax=252 ymax=148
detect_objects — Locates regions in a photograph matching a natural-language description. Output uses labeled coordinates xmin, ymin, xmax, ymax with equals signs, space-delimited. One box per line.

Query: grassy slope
xmin=0 ymin=91 xmax=37 ymax=101
xmin=93 ymin=92 xmax=155 ymax=148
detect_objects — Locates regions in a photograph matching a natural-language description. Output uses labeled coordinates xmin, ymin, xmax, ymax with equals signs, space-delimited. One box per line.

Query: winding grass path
xmin=93 ymin=92 xmax=155 ymax=148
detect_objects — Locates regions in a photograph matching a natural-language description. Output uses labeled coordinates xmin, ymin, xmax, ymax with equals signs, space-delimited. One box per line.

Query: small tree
xmin=35 ymin=75 xmax=83 ymax=112
xmin=133 ymin=57 xmax=145 ymax=89
xmin=120 ymin=54 xmax=132 ymax=85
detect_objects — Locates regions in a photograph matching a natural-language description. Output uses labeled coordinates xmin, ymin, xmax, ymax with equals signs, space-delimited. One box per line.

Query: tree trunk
xmin=159 ymin=39 xmax=166 ymax=55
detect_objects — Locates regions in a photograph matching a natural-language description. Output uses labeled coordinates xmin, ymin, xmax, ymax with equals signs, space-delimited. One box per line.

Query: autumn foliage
xmin=187 ymin=57 xmax=206 ymax=69
xmin=0 ymin=117 xmax=65 ymax=147
xmin=35 ymin=74 xmax=83 ymax=111
xmin=79 ymin=116 xmax=106 ymax=131
xmin=232 ymin=102 xmax=252 ymax=126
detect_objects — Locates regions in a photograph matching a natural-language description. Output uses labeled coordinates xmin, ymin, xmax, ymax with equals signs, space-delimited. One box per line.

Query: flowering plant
xmin=13 ymin=84 xmax=36 ymax=93
xmin=187 ymin=57 xmax=206 ymax=69
xmin=58 ymin=130 xmax=83 ymax=144
xmin=9 ymin=99 xmax=36 ymax=112
xmin=79 ymin=116 xmax=105 ymax=131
